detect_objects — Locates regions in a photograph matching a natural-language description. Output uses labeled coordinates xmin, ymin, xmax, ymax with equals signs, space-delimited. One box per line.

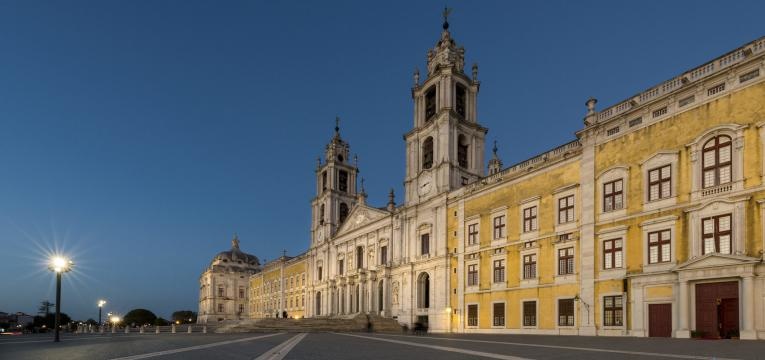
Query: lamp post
xmin=98 ymin=300 xmax=107 ymax=326
xmin=48 ymin=256 xmax=73 ymax=342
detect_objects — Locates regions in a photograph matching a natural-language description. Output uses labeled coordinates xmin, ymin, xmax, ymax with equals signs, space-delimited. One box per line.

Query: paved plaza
xmin=2 ymin=332 xmax=764 ymax=360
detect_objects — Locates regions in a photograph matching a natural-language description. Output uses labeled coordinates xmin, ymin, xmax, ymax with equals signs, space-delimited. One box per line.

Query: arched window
xmin=457 ymin=134 xmax=469 ymax=168
xmin=702 ymin=135 xmax=732 ymax=188
xmin=455 ymin=83 xmax=467 ymax=117
xmin=356 ymin=246 xmax=364 ymax=269
xmin=339 ymin=203 xmax=349 ymax=224
xmin=417 ymin=272 xmax=430 ymax=308
xmin=319 ymin=204 xmax=325 ymax=225
xmin=422 ymin=137 xmax=434 ymax=169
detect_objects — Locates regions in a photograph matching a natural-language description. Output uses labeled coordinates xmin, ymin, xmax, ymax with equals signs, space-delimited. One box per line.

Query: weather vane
xmin=442 ymin=6 xmax=452 ymax=29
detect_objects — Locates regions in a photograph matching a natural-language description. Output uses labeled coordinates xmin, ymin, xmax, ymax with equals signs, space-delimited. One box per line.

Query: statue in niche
xmin=392 ymin=281 xmax=400 ymax=305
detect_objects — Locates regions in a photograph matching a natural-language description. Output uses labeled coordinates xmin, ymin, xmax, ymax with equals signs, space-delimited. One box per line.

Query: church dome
xmin=210 ymin=235 xmax=260 ymax=268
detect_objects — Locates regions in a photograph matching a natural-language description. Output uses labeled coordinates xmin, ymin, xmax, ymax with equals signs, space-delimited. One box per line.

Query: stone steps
xmin=215 ymin=314 xmax=403 ymax=333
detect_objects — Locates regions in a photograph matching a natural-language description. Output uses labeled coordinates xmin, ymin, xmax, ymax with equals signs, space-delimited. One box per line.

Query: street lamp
xmin=48 ymin=256 xmax=73 ymax=342
xmin=98 ymin=300 xmax=107 ymax=326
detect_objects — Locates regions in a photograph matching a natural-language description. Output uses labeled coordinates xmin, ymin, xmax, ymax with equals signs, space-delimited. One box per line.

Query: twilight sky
xmin=1 ymin=0 xmax=763 ymax=321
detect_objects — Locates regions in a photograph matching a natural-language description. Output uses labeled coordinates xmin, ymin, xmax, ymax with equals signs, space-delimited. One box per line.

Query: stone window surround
xmin=464 ymin=214 xmax=480 ymax=253
xmin=490 ymin=206 xmax=508 ymax=244
xmin=519 ymin=196 xmax=541 ymax=241
xmin=686 ymin=124 xmax=747 ymax=201
xmin=597 ymin=165 xmax=630 ymax=221
xmin=519 ymin=245 xmax=540 ymax=288
xmin=555 ymin=296 xmax=577 ymax=329
xmin=640 ymin=215 xmax=678 ymax=273
xmin=416 ymin=223 xmax=433 ymax=259
xmin=465 ymin=302 xmax=479 ymax=328
xmin=685 ymin=197 xmax=749 ymax=258
xmin=639 ymin=151 xmax=679 ymax=211
xmin=520 ymin=298 xmax=539 ymax=329
xmin=600 ymin=292 xmax=626 ymax=330
xmin=596 ymin=225 xmax=628 ymax=280
xmin=465 ymin=257 xmax=480 ymax=293
xmin=553 ymin=184 xmax=579 ymax=233
xmin=490 ymin=300 xmax=506 ymax=328
xmin=554 ymin=240 xmax=577 ymax=284
xmin=491 ymin=249 xmax=506 ymax=290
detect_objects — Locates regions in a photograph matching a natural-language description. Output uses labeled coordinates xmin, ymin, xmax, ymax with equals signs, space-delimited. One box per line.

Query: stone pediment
xmin=674 ymin=253 xmax=759 ymax=271
xmin=335 ymin=203 xmax=391 ymax=236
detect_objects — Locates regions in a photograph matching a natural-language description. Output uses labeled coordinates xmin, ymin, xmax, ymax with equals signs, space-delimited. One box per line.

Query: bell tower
xmin=311 ymin=117 xmax=358 ymax=245
xmin=404 ymin=10 xmax=487 ymax=205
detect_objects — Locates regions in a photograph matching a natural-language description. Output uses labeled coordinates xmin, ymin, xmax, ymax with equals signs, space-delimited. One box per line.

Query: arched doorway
xmin=315 ymin=291 xmax=322 ymax=316
xmin=417 ymin=272 xmax=430 ymax=308
xmin=378 ymin=280 xmax=384 ymax=313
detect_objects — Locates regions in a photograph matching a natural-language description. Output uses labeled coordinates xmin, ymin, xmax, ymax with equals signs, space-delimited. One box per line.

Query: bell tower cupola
xmin=404 ymin=8 xmax=488 ymax=205
xmin=311 ymin=117 xmax=359 ymax=245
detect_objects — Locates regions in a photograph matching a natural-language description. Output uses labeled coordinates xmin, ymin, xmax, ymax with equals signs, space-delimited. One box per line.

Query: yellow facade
xmin=448 ymin=37 xmax=765 ymax=339
xmin=249 ymin=254 xmax=308 ymax=319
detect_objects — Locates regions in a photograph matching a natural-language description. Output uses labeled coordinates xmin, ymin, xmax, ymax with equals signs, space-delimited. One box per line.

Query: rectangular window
xmin=218 ymin=287 xmax=224 ymax=297
xmin=238 ymin=304 xmax=244 ymax=314
xmin=467 ymin=264 xmax=478 ymax=286
xmin=707 ymin=83 xmax=725 ymax=96
xmin=493 ymin=259 xmax=505 ymax=283
xmin=652 ymin=107 xmax=667 ymax=118
xmin=648 ymin=165 xmax=671 ymax=201
xmin=338 ymin=170 xmax=348 ymax=192
xmin=380 ymin=245 xmax=387 ymax=265
xmin=628 ymin=117 xmax=643 ymax=127
xmin=603 ymin=295 xmax=624 ymax=326
xmin=467 ymin=304 xmax=478 ymax=327
xmin=523 ymin=254 xmax=537 ymax=279
xmin=558 ymin=247 xmax=574 ymax=275
xmin=679 ymin=95 xmax=695 ymax=107
xmin=218 ymin=304 xmax=224 ymax=313
xmin=702 ymin=214 xmax=732 ymax=254
xmin=421 ymin=233 xmax=430 ymax=255
xmin=607 ymin=127 xmax=620 ymax=136
xmin=648 ymin=230 xmax=671 ymax=264
xmin=603 ymin=179 xmax=624 ymax=212
xmin=239 ymin=288 xmax=245 ymax=299
xmin=338 ymin=259 xmax=344 ymax=275
xmin=523 ymin=301 xmax=537 ymax=326
xmin=739 ymin=69 xmax=760 ymax=83
xmin=603 ymin=239 xmax=623 ymax=269
xmin=493 ymin=215 xmax=506 ymax=239
xmin=318 ymin=266 xmax=323 ymax=281
xmin=467 ymin=223 xmax=479 ymax=245
xmin=523 ymin=206 xmax=538 ymax=232
xmin=558 ymin=195 xmax=575 ymax=224
xmin=493 ymin=303 xmax=505 ymax=327
xmin=558 ymin=299 xmax=575 ymax=326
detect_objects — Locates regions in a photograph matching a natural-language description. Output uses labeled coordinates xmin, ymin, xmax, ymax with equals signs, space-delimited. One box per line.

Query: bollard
xmin=202 ymin=326 xmax=207 ymax=334
xmin=171 ymin=324 xmax=176 ymax=334
xmin=140 ymin=326 xmax=144 ymax=334
xmin=112 ymin=325 xmax=116 ymax=334
xmin=125 ymin=326 xmax=130 ymax=334
xmin=100 ymin=326 xmax=105 ymax=334
xmin=187 ymin=325 xmax=192 ymax=334
xmin=90 ymin=326 xmax=95 ymax=334
xmin=155 ymin=326 xmax=160 ymax=334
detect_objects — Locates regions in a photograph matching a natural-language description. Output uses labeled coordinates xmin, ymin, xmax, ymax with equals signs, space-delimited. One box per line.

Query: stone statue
xmin=392 ymin=281 xmax=400 ymax=305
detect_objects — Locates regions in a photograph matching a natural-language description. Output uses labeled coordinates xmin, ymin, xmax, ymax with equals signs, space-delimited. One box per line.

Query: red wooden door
xmin=695 ymin=282 xmax=739 ymax=338
xmin=648 ymin=303 xmax=672 ymax=337
xmin=720 ymin=298 xmax=739 ymax=338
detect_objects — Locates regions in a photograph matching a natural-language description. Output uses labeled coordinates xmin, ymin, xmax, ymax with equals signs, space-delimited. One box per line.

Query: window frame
xmin=603 ymin=179 xmax=624 ymax=213
xmin=701 ymin=214 xmax=733 ymax=255
xmin=523 ymin=206 xmax=538 ymax=233
xmin=493 ymin=215 xmax=506 ymax=240
xmin=466 ymin=304 xmax=479 ymax=327
xmin=521 ymin=300 xmax=538 ymax=328
xmin=467 ymin=222 xmax=479 ymax=246
xmin=467 ymin=263 xmax=479 ymax=287
xmin=558 ymin=195 xmax=575 ymax=224
xmin=492 ymin=259 xmax=505 ymax=284
xmin=701 ymin=135 xmax=733 ymax=189
xmin=602 ymin=238 xmax=623 ymax=270
xmin=557 ymin=298 xmax=575 ymax=327
xmin=492 ymin=301 xmax=505 ymax=328
xmin=647 ymin=164 xmax=672 ymax=202
xmin=557 ymin=247 xmax=575 ymax=276
xmin=647 ymin=230 xmax=671 ymax=264
xmin=420 ymin=233 xmax=430 ymax=256
xmin=602 ymin=295 xmax=624 ymax=327
xmin=523 ymin=253 xmax=537 ymax=280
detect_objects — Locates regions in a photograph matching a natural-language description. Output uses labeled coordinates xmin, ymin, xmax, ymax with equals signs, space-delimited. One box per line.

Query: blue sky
xmin=0 ymin=0 xmax=762 ymax=320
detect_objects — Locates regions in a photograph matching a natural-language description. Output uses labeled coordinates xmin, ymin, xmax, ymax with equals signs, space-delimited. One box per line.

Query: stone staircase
xmin=215 ymin=314 xmax=403 ymax=333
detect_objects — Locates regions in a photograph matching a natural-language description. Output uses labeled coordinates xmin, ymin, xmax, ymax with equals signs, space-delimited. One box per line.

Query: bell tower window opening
xmin=321 ymin=171 xmax=327 ymax=192
xmin=422 ymin=137 xmax=434 ymax=169
xmin=356 ymin=246 xmax=364 ymax=269
xmin=455 ymin=83 xmax=466 ymax=118
xmin=425 ymin=86 xmax=436 ymax=121
xmin=458 ymin=134 xmax=469 ymax=168
xmin=319 ymin=204 xmax=325 ymax=225
xmin=339 ymin=203 xmax=349 ymax=224
xmin=338 ymin=170 xmax=348 ymax=192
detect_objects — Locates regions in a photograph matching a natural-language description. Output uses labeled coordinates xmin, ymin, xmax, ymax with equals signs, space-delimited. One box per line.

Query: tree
xmin=38 ymin=300 xmax=55 ymax=316
xmin=123 ymin=309 xmax=157 ymax=327
xmin=32 ymin=313 xmax=71 ymax=332
xmin=171 ymin=310 xmax=197 ymax=324
xmin=84 ymin=318 xmax=98 ymax=326
xmin=154 ymin=317 xmax=169 ymax=326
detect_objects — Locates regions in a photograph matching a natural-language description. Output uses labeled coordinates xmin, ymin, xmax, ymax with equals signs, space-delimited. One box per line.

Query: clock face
xmin=418 ymin=174 xmax=433 ymax=196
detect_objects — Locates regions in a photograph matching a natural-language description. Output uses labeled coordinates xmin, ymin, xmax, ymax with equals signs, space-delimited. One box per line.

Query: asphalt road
xmin=1 ymin=332 xmax=764 ymax=360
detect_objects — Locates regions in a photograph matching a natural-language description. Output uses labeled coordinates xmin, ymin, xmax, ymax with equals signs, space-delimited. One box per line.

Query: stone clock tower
xmin=311 ymin=119 xmax=358 ymax=245
xmin=404 ymin=16 xmax=487 ymax=205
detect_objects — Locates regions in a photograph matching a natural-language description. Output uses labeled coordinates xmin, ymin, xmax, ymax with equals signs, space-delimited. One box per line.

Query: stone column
xmin=676 ymin=280 xmax=690 ymax=338
xmin=741 ymin=275 xmax=756 ymax=339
